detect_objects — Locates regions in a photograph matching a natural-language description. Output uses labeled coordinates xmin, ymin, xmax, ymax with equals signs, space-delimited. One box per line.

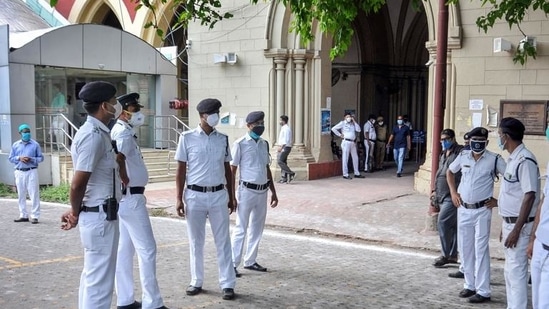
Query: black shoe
xmin=234 ymin=267 xmax=242 ymax=278
xmin=31 ymin=218 xmax=39 ymax=224
xmin=448 ymin=271 xmax=464 ymax=279
xmin=342 ymin=176 xmax=351 ymax=180
xmin=155 ymin=307 xmax=169 ymax=309
xmin=354 ymin=174 xmax=365 ymax=178
xmin=459 ymin=289 xmax=476 ymax=298
xmin=278 ymin=179 xmax=287 ymax=184
xmin=288 ymin=172 xmax=296 ymax=183
xmin=468 ymin=294 xmax=491 ymax=303
xmin=14 ymin=217 xmax=29 ymax=223
xmin=117 ymin=301 xmax=142 ymax=309
xmin=433 ymin=256 xmax=458 ymax=268
xmin=397 ymin=173 xmax=402 ymax=177
xmin=244 ymin=262 xmax=267 ymax=272
xmin=186 ymin=285 xmax=202 ymax=296
xmin=222 ymin=288 xmax=235 ymax=300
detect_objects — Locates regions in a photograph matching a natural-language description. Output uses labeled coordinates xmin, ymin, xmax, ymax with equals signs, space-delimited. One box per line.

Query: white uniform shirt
xmin=448 ymin=150 xmax=505 ymax=204
xmin=536 ymin=162 xmax=549 ymax=245
xmin=278 ymin=124 xmax=292 ymax=147
xmin=71 ymin=115 xmax=121 ymax=206
xmin=174 ymin=126 xmax=231 ymax=186
xmin=332 ymin=120 xmax=361 ymax=140
xmin=110 ymin=120 xmax=148 ymax=187
xmin=363 ymin=120 xmax=377 ymax=140
xmin=498 ymin=143 xmax=540 ymax=217
xmin=231 ymin=134 xmax=270 ymax=184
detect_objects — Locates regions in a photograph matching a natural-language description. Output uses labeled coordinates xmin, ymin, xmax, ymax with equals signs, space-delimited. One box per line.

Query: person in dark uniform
xmin=387 ymin=115 xmax=411 ymax=177
xmin=61 ymin=81 xmax=122 ymax=309
xmin=231 ymin=111 xmax=279 ymax=277
xmin=174 ymin=98 xmax=237 ymax=300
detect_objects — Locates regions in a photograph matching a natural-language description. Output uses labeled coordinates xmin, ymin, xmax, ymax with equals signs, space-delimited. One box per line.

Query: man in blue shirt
xmin=8 ymin=123 xmax=44 ymax=224
xmin=386 ymin=115 xmax=411 ymax=177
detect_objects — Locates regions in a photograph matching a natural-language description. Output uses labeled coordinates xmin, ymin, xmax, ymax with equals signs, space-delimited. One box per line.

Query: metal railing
xmin=152 ymin=115 xmax=190 ymax=175
xmin=36 ymin=113 xmax=79 ymax=154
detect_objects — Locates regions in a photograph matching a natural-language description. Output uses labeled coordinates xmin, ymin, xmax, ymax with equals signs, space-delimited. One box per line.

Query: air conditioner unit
xmin=226 ymin=52 xmax=238 ymax=65
xmin=493 ymin=37 xmax=512 ymax=53
xmin=213 ymin=54 xmax=226 ymax=64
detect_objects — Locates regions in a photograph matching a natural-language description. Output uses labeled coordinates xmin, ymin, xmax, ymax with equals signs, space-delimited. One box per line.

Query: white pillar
xmin=294 ymin=57 xmax=305 ymax=146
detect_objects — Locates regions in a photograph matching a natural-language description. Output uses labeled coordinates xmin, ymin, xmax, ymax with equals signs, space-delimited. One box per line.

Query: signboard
xmin=500 ymin=100 xmax=547 ymax=135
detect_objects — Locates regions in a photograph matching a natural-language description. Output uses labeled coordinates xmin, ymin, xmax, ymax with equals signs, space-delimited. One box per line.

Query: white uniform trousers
xmin=185 ymin=188 xmax=236 ymax=289
xmin=115 ymin=193 xmax=164 ymax=309
xmin=531 ymin=239 xmax=549 ymax=309
xmin=457 ymin=206 xmax=492 ymax=297
xmin=232 ymin=186 xmax=268 ymax=268
xmin=14 ymin=169 xmax=40 ymax=219
xmin=341 ymin=140 xmax=359 ymax=177
xmin=502 ymin=221 xmax=533 ymax=309
xmin=363 ymin=140 xmax=374 ymax=172
xmin=78 ymin=211 xmax=119 ymax=309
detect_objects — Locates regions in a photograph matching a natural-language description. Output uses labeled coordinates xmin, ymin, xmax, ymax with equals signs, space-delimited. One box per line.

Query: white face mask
xmin=128 ymin=111 xmax=145 ymax=127
xmin=105 ymin=102 xmax=123 ymax=119
xmin=206 ymin=113 xmax=220 ymax=127
xmin=345 ymin=117 xmax=352 ymax=123
xmin=378 ymin=121 xmax=384 ymax=126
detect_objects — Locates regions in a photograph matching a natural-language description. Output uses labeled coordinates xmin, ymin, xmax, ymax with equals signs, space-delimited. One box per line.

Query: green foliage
xmin=0 ymin=183 xmax=17 ymax=198
xmin=39 ymin=184 xmax=70 ymax=204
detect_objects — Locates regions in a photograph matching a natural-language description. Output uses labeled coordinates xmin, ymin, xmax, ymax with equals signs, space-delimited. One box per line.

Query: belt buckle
xmin=205 ymin=186 xmax=212 ymax=192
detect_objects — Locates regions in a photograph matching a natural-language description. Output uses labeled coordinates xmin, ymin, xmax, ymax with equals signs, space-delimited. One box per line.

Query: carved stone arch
xmin=421 ymin=1 xmax=462 ymax=47
xmin=140 ymin=1 xmax=176 ymax=46
xmin=71 ymin=0 xmax=122 ymax=28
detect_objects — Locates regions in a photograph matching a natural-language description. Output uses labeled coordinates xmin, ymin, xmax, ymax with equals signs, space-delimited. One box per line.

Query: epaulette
xmin=91 ymin=126 xmax=101 ymax=134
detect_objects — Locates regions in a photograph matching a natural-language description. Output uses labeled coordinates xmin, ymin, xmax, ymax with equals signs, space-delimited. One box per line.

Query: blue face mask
xmin=397 ymin=120 xmax=403 ymax=125
xmin=21 ymin=132 xmax=31 ymax=142
xmin=546 ymin=127 xmax=549 ymax=141
xmin=497 ymin=136 xmax=506 ymax=150
xmin=441 ymin=140 xmax=453 ymax=150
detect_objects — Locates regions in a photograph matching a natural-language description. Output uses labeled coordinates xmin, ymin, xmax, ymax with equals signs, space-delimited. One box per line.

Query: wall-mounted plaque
xmin=500 ymin=100 xmax=547 ymax=135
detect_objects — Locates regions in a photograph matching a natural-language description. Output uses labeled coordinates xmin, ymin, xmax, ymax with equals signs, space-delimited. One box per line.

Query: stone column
xmin=274 ymin=57 xmax=287 ymax=138
xmin=294 ymin=57 xmax=306 ymax=146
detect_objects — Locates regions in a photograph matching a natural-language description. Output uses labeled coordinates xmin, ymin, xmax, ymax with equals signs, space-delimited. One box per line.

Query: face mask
xmin=441 ymin=140 xmax=452 ymax=150
xmin=105 ymin=102 xmax=123 ymax=119
xmin=345 ymin=117 xmax=352 ymax=123
xmin=128 ymin=111 xmax=145 ymax=128
xmin=206 ymin=113 xmax=220 ymax=127
xmin=378 ymin=121 xmax=384 ymax=126
xmin=250 ymin=125 xmax=265 ymax=138
xmin=397 ymin=120 xmax=403 ymax=125
xmin=279 ymin=121 xmax=284 ymax=126
xmin=497 ymin=136 xmax=506 ymax=150
xmin=470 ymin=140 xmax=487 ymax=154
xmin=545 ymin=127 xmax=549 ymax=141
xmin=371 ymin=119 xmax=376 ymax=124
xmin=21 ymin=132 xmax=31 ymax=142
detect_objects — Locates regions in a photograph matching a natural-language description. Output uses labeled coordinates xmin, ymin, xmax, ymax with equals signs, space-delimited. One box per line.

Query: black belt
xmin=543 ymin=243 xmax=549 ymax=251
xmin=241 ymin=181 xmax=270 ymax=191
xmin=344 ymin=138 xmax=355 ymax=142
xmin=376 ymin=139 xmax=386 ymax=143
xmin=187 ymin=184 xmax=224 ymax=193
xmin=16 ymin=167 xmax=37 ymax=171
xmin=462 ymin=198 xmax=490 ymax=209
xmin=80 ymin=205 xmax=100 ymax=213
xmin=502 ymin=216 xmax=535 ymax=224
xmin=122 ymin=186 xmax=145 ymax=195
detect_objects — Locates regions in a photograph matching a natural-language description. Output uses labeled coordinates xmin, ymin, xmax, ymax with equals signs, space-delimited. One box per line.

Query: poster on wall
xmin=500 ymin=100 xmax=547 ymax=135
xmin=321 ymin=109 xmax=331 ymax=135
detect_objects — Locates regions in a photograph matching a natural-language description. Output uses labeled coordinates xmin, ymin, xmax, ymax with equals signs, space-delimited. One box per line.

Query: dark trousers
xmin=277 ymin=146 xmax=293 ymax=179
xmin=437 ymin=196 xmax=458 ymax=258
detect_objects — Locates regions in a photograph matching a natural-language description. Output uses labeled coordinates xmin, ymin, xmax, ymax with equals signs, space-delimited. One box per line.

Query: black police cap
xmin=117 ymin=92 xmax=143 ymax=109
xmin=196 ymin=98 xmax=222 ymax=114
xmin=78 ymin=81 xmax=117 ymax=104
xmin=468 ymin=127 xmax=488 ymax=138
xmin=246 ymin=111 xmax=265 ymax=124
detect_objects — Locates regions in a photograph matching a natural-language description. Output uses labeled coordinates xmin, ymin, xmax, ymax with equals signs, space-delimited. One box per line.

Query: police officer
xmin=497 ymin=117 xmax=540 ymax=309
xmin=9 ymin=123 xmax=44 ymax=224
xmin=363 ymin=114 xmax=377 ymax=173
xmin=331 ymin=112 xmax=364 ymax=179
xmin=111 ymin=93 xmax=168 ymax=309
xmin=231 ymin=111 xmax=279 ymax=277
xmin=61 ymin=81 xmax=122 ymax=309
xmin=374 ymin=116 xmax=388 ymax=171
xmin=528 ymin=133 xmax=549 ymax=308
xmin=174 ymin=98 xmax=236 ymax=300
xmin=447 ymin=127 xmax=505 ymax=304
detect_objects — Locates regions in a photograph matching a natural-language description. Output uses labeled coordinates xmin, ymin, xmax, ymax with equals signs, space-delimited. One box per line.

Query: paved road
xmin=0 ymin=200 xmax=520 ymax=309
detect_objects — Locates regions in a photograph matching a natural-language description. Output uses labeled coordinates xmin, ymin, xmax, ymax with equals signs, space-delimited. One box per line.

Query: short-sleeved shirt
xmin=434 ymin=143 xmax=463 ymax=201
xmin=174 ymin=126 xmax=231 ymax=186
xmin=448 ymin=149 xmax=505 ymax=204
xmin=536 ymin=162 xmax=549 ymax=245
xmin=278 ymin=124 xmax=292 ymax=147
xmin=498 ymin=143 xmax=540 ymax=217
xmin=363 ymin=121 xmax=376 ymax=140
xmin=111 ymin=120 xmax=148 ymax=187
xmin=71 ymin=116 xmax=120 ymax=206
xmin=332 ymin=120 xmax=361 ymax=140
xmin=391 ymin=125 xmax=410 ymax=149
xmin=231 ymin=134 xmax=270 ymax=184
